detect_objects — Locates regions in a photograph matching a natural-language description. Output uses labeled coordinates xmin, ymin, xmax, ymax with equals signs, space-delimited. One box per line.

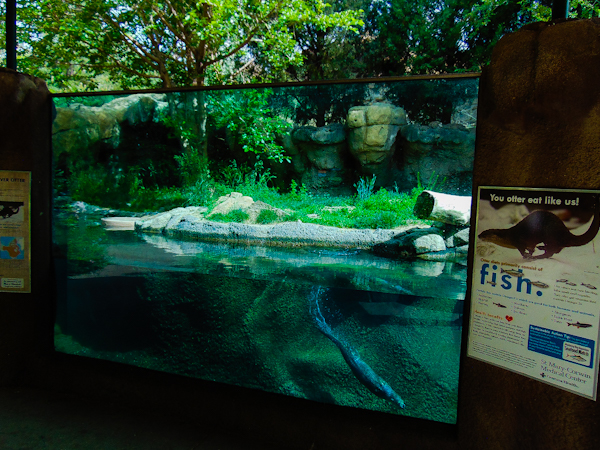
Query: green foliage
xmin=181 ymin=181 xmax=214 ymax=208
xmin=8 ymin=0 xmax=600 ymax=90
xmin=235 ymin=159 xmax=277 ymax=200
xmin=415 ymin=171 xmax=447 ymax=193
xmin=67 ymin=157 xmax=134 ymax=207
xmin=288 ymin=179 xmax=312 ymax=202
xmin=316 ymin=207 xmax=355 ymax=228
xmin=210 ymin=209 xmax=249 ymax=223
xmin=210 ymin=89 xmax=292 ymax=163
xmin=350 ymin=210 xmax=400 ymax=230
xmin=52 ymin=95 xmax=117 ymax=109
xmin=348 ymin=188 xmax=423 ymax=229
xmin=256 ymin=209 xmax=280 ymax=224
xmin=54 ymin=217 xmax=109 ymax=275
xmin=220 ymin=160 xmax=245 ymax=188
xmin=6 ymin=0 xmax=362 ymax=90
xmin=354 ymin=175 xmax=377 ymax=201
xmin=174 ymin=150 xmax=211 ymax=188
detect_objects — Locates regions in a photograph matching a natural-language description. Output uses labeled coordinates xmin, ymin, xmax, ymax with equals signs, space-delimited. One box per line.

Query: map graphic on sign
xmin=0 ymin=237 xmax=24 ymax=260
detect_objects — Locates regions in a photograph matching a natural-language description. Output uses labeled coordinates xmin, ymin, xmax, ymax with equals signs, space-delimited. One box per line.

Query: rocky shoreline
xmin=60 ymin=191 xmax=471 ymax=261
xmin=133 ymin=205 xmax=470 ymax=261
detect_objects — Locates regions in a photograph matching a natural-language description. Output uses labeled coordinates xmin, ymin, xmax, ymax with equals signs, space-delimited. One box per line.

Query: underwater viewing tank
xmin=52 ymin=75 xmax=478 ymax=424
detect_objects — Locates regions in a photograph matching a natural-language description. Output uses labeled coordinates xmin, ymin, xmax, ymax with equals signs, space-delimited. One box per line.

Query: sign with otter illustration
xmin=0 ymin=171 xmax=31 ymax=293
xmin=468 ymin=186 xmax=600 ymax=400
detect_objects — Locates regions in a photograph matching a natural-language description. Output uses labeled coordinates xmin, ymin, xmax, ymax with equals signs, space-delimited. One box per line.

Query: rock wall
xmin=53 ymin=92 xmax=475 ymax=195
xmin=395 ymin=122 xmax=475 ymax=194
xmin=347 ymin=102 xmax=407 ymax=186
xmin=291 ymin=123 xmax=349 ymax=192
xmin=52 ymin=94 xmax=168 ymax=160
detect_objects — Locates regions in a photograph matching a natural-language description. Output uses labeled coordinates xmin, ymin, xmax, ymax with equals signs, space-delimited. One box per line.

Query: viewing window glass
xmin=52 ymin=75 xmax=477 ymax=424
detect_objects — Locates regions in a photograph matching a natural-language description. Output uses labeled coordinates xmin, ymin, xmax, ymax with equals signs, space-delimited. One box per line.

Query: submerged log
xmin=413 ymin=190 xmax=472 ymax=226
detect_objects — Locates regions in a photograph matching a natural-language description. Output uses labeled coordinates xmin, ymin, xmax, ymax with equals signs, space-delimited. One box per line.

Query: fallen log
xmin=413 ymin=190 xmax=472 ymax=226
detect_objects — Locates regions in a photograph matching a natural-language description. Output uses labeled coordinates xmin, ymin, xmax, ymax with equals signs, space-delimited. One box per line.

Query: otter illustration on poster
xmin=479 ymin=208 xmax=600 ymax=260
xmin=468 ymin=187 xmax=600 ymax=401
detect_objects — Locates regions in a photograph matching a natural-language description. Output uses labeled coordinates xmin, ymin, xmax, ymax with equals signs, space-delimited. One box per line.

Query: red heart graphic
xmin=506 ymin=316 xmax=514 ymax=322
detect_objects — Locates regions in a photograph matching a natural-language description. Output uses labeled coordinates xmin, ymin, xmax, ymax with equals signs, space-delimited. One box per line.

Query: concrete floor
xmin=0 ymin=386 xmax=280 ymax=450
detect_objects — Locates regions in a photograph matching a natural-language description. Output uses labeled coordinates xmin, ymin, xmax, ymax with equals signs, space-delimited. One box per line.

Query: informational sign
xmin=0 ymin=171 xmax=31 ymax=293
xmin=468 ymin=186 xmax=600 ymax=400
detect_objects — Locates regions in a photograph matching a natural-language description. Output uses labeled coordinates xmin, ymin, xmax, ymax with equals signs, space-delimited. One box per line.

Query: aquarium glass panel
xmin=52 ymin=76 xmax=478 ymax=424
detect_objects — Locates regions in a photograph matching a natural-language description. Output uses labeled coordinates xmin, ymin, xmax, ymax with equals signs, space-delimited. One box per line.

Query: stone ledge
xmin=160 ymin=218 xmax=430 ymax=249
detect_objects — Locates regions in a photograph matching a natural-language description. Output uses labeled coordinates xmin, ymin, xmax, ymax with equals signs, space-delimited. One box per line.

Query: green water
xmin=54 ymin=221 xmax=466 ymax=424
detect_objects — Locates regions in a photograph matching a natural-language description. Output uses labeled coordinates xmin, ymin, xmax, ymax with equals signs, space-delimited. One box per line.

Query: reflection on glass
xmin=52 ymin=76 xmax=477 ymax=424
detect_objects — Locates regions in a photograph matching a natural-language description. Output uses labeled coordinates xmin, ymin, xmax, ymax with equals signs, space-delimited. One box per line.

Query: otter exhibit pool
xmin=54 ymin=214 xmax=466 ymax=424
xmin=52 ymin=75 xmax=477 ymax=424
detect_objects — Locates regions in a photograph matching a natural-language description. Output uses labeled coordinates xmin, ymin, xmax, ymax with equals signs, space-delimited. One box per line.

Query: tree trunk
xmin=413 ymin=190 xmax=472 ymax=226
xmin=183 ymin=90 xmax=208 ymax=160
xmin=166 ymin=90 xmax=208 ymax=161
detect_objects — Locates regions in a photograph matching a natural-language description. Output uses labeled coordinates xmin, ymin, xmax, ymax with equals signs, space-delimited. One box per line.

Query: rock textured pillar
xmin=461 ymin=20 xmax=600 ymax=449
xmin=0 ymin=68 xmax=52 ymax=385
xmin=291 ymin=123 xmax=349 ymax=193
xmin=347 ymin=102 xmax=406 ymax=186
xmin=474 ymin=19 xmax=600 ymax=188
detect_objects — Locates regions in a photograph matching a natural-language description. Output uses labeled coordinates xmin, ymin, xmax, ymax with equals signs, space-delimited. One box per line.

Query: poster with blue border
xmin=0 ymin=171 xmax=31 ymax=293
xmin=467 ymin=186 xmax=600 ymax=400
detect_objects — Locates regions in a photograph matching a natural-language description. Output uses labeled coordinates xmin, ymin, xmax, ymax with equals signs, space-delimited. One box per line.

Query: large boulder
xmin=207 ymin=192 xmax=289 ymax=223
xmin=372 ymin=229 xmax=446 ymax=258
xmin=291 ymin=123 xmax=349 ymax=192
xmin=451 ymin=98 xmax=478 ymax=129
xmin=52 ymin=93 xmax=168 ymax=159
xmin=396 ymin=123 xmax=475 ymax=195
xmin=347 ymin=102 xmax=407 ymax=186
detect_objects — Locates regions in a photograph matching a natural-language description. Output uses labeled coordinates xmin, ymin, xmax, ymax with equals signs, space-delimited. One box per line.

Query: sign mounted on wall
xmin=0 ymin=170 xmax=31 ymax=293
xmin=468 ymin=186 xmax=600 ymax=400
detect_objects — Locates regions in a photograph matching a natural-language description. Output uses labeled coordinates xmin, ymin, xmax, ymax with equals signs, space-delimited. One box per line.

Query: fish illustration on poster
xmin=467 ymin=186 xmax=600 ymax=400
xmin=0 ymin=170 xmax=31 ymax=293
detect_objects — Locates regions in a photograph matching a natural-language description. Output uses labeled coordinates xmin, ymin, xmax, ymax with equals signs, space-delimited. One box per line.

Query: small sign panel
xmin=0 ymin=171 xmax=31 ymax=293
xmin=468 ymin=186 xmax=600 ymax=400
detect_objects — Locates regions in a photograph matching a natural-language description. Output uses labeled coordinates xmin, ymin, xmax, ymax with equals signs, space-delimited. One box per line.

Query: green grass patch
xmin=209 ymin=209 xmax=249 ymax=223
xmin=256 ymin=209 xmax=280 ymax=224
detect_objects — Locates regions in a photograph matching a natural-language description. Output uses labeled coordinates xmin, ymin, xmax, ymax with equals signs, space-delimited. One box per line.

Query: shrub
xmin=256 ymin=209 xmax=279 ymax=224
xmin=174 ymin=151 xmax=211 ymax=188
xmin=220 ymin=160 xmax=245 ymax=188
xmin=183 ymin=178 xmax=214 ymax=207
xmin=319 ymin=208 xmax=354 ymax=228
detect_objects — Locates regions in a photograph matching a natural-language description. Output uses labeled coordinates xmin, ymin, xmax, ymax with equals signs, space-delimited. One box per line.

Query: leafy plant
xmin=174 ymin=150 xmax=211 ymax=188
xmin=415 ymin=171 xmax=447 ymax=193
xmin=288 ymin=179 xmax=311 ymax=202
xmin=347 ymin=188 xmax=425 ymax=229
xmin=220 ymin=160 xmax=245 ymax=188
xmin=182 ymin=180 xmax=214 ymax=207
xmin=354 ymin=175 xmax=377 ymax=201
xmin=210 ymin=89 xmax=292 ymax=163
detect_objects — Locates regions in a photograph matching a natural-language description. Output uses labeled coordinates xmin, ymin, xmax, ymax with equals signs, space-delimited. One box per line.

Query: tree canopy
xmin=4 ymin=1 xmax=600 ymax=90
xmin=2 ymin=0 xmax=363 ymax=90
